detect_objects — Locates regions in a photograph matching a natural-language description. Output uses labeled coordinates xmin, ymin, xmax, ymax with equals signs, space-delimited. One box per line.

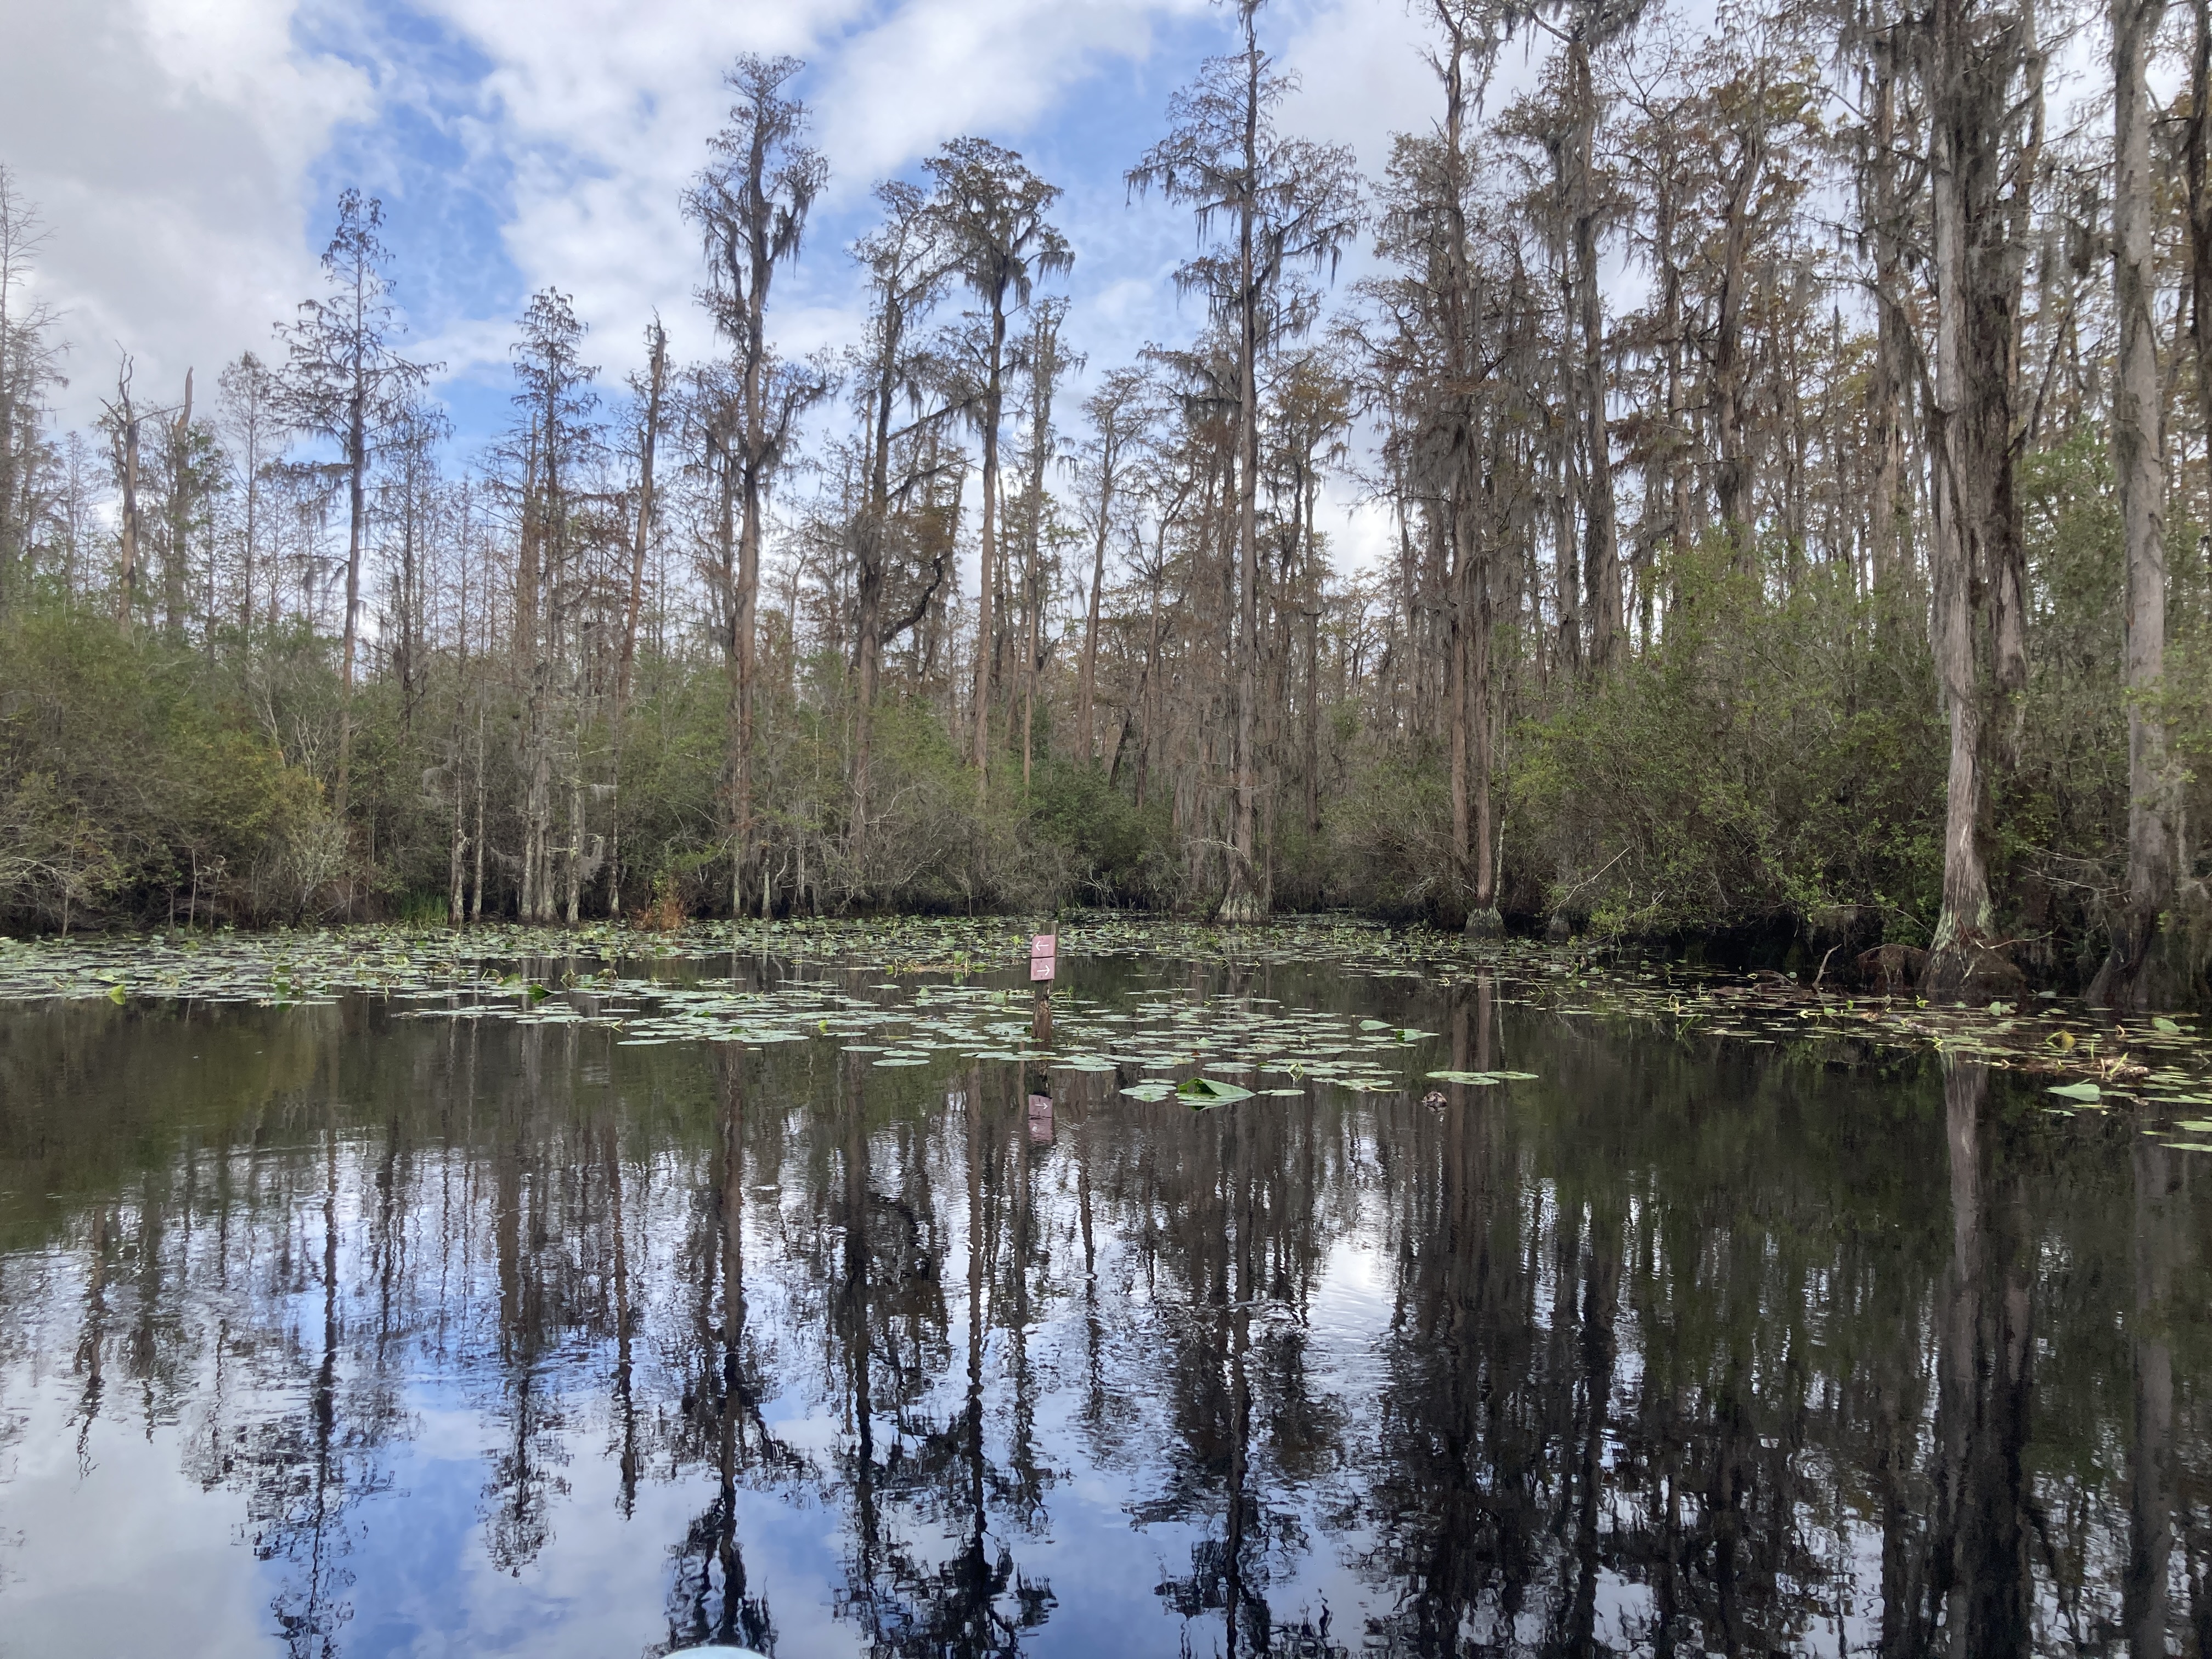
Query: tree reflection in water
xmin=2 ymin=958 xmax=2210 ymax=1658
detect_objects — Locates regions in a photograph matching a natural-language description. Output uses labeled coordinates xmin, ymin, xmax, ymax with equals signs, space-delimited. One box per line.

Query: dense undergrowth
xmin=3 ymin=438 xmax=2210 ymax=1001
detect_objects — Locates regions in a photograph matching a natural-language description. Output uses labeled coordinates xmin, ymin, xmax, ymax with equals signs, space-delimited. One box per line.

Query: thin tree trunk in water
xmin=1220 ymin=9 xmax=1266 ymax=922
xmin=471 ymin=710 xmax=486 ymax=922
xmin=566 ymin=749 xmax=583 ymax=924
xmin=1023 ymin=562 xmax=1038 ymax=790
xmin=448 ymin=711 xmax=467 ymax=927
xmin=1304 ymin=603 xmax=1321 ymax=839
xmin=1934 ymin=1057 xmax=2035 ymax=1654
xmin=1448 ymin=507 xmax=1471 ymax=911
xmin=714 ymin=437 xmax=743 ymax=918
xmin=1138 ymin=571 xmax=1164 ymax=811
xmin=163 ymin=370 xmax=193 ymax=639
xmin=1924 ymin=0 xmax=2019 ymax=990
xmin=971 ymin=306 xmax=1007 ymax=799
xmin=1552 ymin=428 xmax=1582 ymax=680
xmin=336 ymin=375 xmax=366 ymax=822
xmin=2128 ymin=1135 xmax=2176 ymax=1659
xmin=1570 ymin=38 xmax=1621 ymax=671
xmin=734 ymin=415 xmax=763 ymax=925
xmin=850 ymin=385 xmax=893 ymax=879
xmin=1468 ymin=492 xmax=1497 ymax=928
xmin=2097 ymin=0 xmax=2176 ymax=1009
xmin=2191 ymin=0 xmax=2212 ymax=488
xmin=1078 ymin=449 xmax=1115 ymax=765
xmin=1713 ymin=131 xmax=1761 ymax=563
xmin=1868 ymin=11 xmax=1912 ymax=595
xmin=113 ymin=365 xmax=140 ymax=630
xmin=617 ymin=320 xmax=665 ymax=707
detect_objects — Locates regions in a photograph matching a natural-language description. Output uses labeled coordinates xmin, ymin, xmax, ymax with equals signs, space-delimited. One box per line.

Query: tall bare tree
xmin=1921 ymin=0 xmax=2032 ymax=991
xmin=616 ymin=316 xmax=667 ymax=707
xmin=926 ymin=137 xmax=1071 ymax=803
xmin=278 ymin=190 xmax=431 ymax=820
xmin=1129 ymin=1 xmax=1363 ymax=919
xmin=685 ymin=54 xmax=827 ymax=918
xmin=2095 ymin=0 xmax=2174 ymax=1006
xmin=216 ymin=352 xmax=283 ymax=649
xmin=1075 ymin=368 xmax=1150 ymax=768
xmin=848 ymin=180 xmax=950 ymax=866
xmin=0 ymin=166 xmax=64 ymax=614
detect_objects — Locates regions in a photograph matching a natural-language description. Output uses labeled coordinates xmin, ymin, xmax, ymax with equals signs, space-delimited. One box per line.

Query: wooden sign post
xmin=1030 ymin=933 xmax=1056 ymax=1043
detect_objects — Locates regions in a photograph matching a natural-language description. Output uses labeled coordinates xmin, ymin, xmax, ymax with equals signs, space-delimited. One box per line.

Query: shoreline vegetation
xmin=4 ymin=2 xmax=2212 ymax=1006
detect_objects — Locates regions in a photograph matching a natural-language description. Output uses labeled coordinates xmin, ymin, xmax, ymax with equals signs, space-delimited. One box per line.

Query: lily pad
xmin=1178 ymin=1077 xmax=1254 ymax=1107
xmin=2047 ymin=1081 xmax=2103 ymax=1103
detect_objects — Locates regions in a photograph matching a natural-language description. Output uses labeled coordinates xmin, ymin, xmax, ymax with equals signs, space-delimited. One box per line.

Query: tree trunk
xmin=616 ymin=320 xmax=665 ymax=707
xmin=734 ymin=386 xmax=765 ymax=923
xmin=1077 ymin=439 xmax=1115 ymax=766
xmin=335 ymin=376 xmax=365 ymax=822
xmin=970 ymin=304 xmax=1008 ymax=799
xmin=2128 ymin=1135 xmax=2176 ymax=1659
xmin=1570 ymin=38 xmax=1621 ymax=671
xmin=1220 ymin=12 xmax=1267 ymax=922
xmin=1713 ymin=132 xmax=1762 ymax=563
xmin=115 ymin=392 xmax=140 ymax=631
xmin=1924 ymin=0 xmax=2023 ymax=992
xmin=2096 ymin=0 xmax=2176 ymax=1008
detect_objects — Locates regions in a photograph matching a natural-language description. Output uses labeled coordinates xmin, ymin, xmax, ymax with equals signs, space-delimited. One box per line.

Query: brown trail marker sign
xmin=1030 ymin=934 xmax=1057 ymax=981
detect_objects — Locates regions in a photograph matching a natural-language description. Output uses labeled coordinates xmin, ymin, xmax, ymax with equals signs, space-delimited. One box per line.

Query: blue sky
xmin=0 ymin=0 xmax=1595 ymax=571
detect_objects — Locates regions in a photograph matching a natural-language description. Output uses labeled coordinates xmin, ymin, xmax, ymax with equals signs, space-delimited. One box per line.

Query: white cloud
xmin=0 ymin=0 xmax=1572 ymax=582
xmin=814 ymin=0 xmax=1205 ymax=184
xmin=0 ymin=0 xmax=371 ymax=425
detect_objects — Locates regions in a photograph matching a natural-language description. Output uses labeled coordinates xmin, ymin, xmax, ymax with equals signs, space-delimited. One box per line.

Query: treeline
xmin=1 ymin=0 xmax=2208 ymax=1003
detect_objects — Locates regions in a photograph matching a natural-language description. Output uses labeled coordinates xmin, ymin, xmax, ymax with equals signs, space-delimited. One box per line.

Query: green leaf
xmin=1120 ymin=1081 xmax=1178 ymax=1102
xmin=2046 ymin=1081 xmax=2103 ymax=1103
xmin=2153 ymin=1017 xmax=2183 ymax=1035
xmin=1426 ymin=1069 xmax=1499 ymax=1085
xmin=106 ymin=983 xmax=126 ymax=1005
xmin=1177 ymin=1076 xmax=1254 ymax=1106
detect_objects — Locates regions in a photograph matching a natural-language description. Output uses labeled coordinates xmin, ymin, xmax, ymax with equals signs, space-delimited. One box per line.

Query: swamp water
xmin=1 ymin=922 xmax=2209 ymax=1657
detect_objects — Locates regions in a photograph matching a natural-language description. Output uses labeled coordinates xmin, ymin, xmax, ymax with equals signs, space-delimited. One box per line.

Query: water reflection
xmin=1 ymin=963 xmax=2209 ymax=1657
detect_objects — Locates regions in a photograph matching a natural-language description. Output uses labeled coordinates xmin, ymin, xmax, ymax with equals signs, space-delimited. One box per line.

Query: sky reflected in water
xmin=1 ymin=955 xmax=2207 ymax=1658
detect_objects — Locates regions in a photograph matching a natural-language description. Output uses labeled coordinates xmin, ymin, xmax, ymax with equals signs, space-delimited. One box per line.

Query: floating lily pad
xmin=1120 ymin=1081 xmax=1178 ymax=1102
xmin=2047 ymin=1081 xmax=2104 ymax=1103
xmin=1178 ymin=1077 xmax=1253 ymax=1107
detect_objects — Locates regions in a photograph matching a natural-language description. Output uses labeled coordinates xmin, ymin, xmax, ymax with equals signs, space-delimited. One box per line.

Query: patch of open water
xmin=0 ymin=931 xmax=2207 ymax=1656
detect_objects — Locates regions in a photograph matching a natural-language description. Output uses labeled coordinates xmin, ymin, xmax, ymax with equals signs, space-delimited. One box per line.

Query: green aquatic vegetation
xmin=1177 ymin=1077 xmax=1254 ymax=1106
xmin=1120 ymin=1081 xmax=1178 ymax=1100
xmin=5 ymin=915 xmax=2207 ymax=1150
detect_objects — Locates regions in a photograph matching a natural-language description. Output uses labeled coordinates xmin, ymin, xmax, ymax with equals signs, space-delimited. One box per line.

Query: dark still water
xmin=1 ymin=953 xmax=2207 ymax=1658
